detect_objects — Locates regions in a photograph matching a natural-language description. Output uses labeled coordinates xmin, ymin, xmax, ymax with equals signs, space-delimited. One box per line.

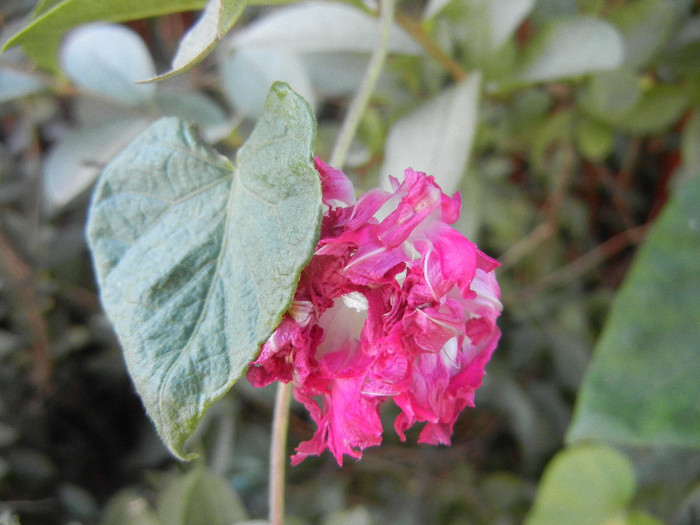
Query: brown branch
xmin=0 ymin=227 xmax=53 ymax=393
xmin=507 ymin=223 xmax=649 ymax=304
xmin=395 ymin=12 xmax=467 ymax=82
xmin=499 ymin=222 xmax=555 ymax=270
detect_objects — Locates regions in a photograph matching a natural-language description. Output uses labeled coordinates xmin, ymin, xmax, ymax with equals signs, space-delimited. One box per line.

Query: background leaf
xmin=516 ymin=16 xmax=624 ymax=83
xmin=59 ymin=23 xmax=156 ymax=106
xmin=485 ymin=0 xmax=536 ymax=50
xmin=0 ymin=65 xmax=47 ymax=103
xmin=153 ymin=0 xmax=247 ymax=80
xmin=525 ymin=444 xmax=636 ymax=525
xmin=567 ymin=175 xmax=700 ymax=447
xmin=2 ymin=0 xmax=206 ymax=71
xmin=43 ymin=117 xmax=151 ymax=212
xmin=154 ymin=90 xmax=231 ymax=141
xmin=380 ymin=72 xmax=482 ymax=194
xmin=219 ymin=46 xmax=315 ymax=117
xmin=86 ymin=83 xmax=322 ymax=459
xmin=607 ymin=0 xmax=675 ymax=68
xmin=228 ymin=2 xmax=422 ymax=54
xmin=157 ymin=466 xmax=248 ymax=525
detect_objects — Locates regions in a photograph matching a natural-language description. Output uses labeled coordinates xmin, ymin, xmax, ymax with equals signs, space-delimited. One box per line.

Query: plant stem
xmin=269 ymin=381 xmax=292 ymax=525
xmin=329 ymin=0 xmax=396 ymax=169
xmin=267 ymin=2 xmax=396 ymax=522
xmin=395 ymin=12 xmax=466 ymax=82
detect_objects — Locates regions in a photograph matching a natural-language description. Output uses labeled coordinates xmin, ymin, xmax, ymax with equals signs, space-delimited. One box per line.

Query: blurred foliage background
xmin=1 ymin=0 xmax=700 ymax=523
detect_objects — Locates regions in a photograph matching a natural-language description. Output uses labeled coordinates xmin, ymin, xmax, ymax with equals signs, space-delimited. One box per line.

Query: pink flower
xmin=247 ymin=158 xmax=502 ymax=466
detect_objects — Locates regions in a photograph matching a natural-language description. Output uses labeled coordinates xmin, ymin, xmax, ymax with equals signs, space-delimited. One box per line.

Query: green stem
xmin=269 ymin=381 xmax=293 ymax=525
xmin=267 ymin=3 xmax=396 ymax=522
xmin=329 ymin=0 xmax=396 ymax=169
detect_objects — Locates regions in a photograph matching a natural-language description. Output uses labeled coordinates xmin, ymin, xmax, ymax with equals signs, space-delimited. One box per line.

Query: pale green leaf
xmin=2 ymin=0 xmax=207 ymax=72
xmin=99 ymin=490 xmax=160 ymax=525
xmin=86 ymin=83 xmax=322 ymax=458
xmin=151 ymin=0 xmax=247 ymax=81
xmin=157 ymin=467 xmax=248 ymax=525
xmin=616 ymin=85 xmax=690 ymax=134
xmin=486 ymin=0 xmax=536 ymax=49
xmin=324 ymin=506 xmax=373 ymax=525
xmin=59 ymin=24 xmax=156 ymax=106
xmin=567 ymin=175 xmax=700 ymax=447
xmin=579 ymin=69 xmax=642 ymax=123
xmin=525 ymin=444 xmax=636 ymax=525
xmin=44 ymin=117 xmax=151 ymax=212
xmin=680 ymin=108 xmax=700 ymax=177
xmin=381 ymin=72 xmax=481 ymax=195
xmin=517 ymin=16 xmax=624 ymax=83
xmin=0 ymin=66 xmax=47 ymax=103
xmin=627 ymin=511 xmax=666 ymax=525
xmin=529 ymin=0 xmax=577 ymax=26
xmin=154 ymin=90 xmax=231 ymax=141
xmin=230 ymin=2 xmax=421 ymax=54
xmin=576 ymin=117 xmax=614 ymax=161
xmin=423 ymin=0 xmax=453 ymax=20
xmin=608 ymin=0 xmax=675 ymax=68
xmin=220 ymin=46 xmax=316 ymax=117
xmin=303 ymin=53 xmax=369 ymax=98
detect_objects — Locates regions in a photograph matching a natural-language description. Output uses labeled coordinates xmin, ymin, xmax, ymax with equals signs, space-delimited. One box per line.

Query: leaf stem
xmin=269 ymin=381 xmax=293 ymax=525
xmin=329 ymin=0 xmax=396 ymax=168
xmin=395 ymin=12 xmax=466 ymax=82
xmin=268 ymin=1 xmax=396 ymax=520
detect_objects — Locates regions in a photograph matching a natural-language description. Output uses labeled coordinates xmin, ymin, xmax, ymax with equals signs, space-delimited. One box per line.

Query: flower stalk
xmin=329 ymin=0 xmax=396 ymax=169
xmin=269 ymin=381 xmax=292 ymax=525
xmin=268 ymin=0 xmax=397 ymax=521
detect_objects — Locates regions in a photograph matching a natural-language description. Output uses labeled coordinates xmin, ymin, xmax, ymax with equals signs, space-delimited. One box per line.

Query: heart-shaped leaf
xmin=86 ymin=83 xmax=322 ymax=458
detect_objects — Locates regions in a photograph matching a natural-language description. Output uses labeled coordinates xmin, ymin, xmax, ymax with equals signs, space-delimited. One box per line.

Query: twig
xmin=508 ymin=223 xmax=649 ymax=303
xmin=395 ymin=12 xmax=466 ymax=82
xmin=0 ymin=227 xmax=52 ymax=393
xmin=269 ymin=382 xmax=292 ymax=525
xmin=499 ymin=222 xmax=555 ymax=270
xmin=330 ymin=0 xmax=397 ymax=168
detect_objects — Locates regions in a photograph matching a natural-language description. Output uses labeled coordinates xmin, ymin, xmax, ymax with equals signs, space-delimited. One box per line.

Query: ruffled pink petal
xmin=314 ymin=157 xmax=356 ymax=207
xmin=248 ymin=161 xmax=502 ymax=466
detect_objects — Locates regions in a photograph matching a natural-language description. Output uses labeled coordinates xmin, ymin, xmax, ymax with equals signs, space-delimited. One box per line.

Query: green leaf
xmin=607 ymin=0 xmax=675 ymax=68
xmin=529 ymin=0 xmax=577 ymax=26
xmin=485 ymin=0 xmax=535 ymax=49
xmin=157 ymin=466 xmax=248 ymax=524
xmin=154 ymin=90 xmax=231 ymax=141
xmin=525 ymin=444 xmax=636 ymax=525
xmin=616 ymin=85 xmax=690 ymax=135
xmin=425 ymin=0 xmax=534 ymax=47
xmin=229 ymin=2 xmax=421 ymax=54
xmin=567 ymin=175 xmax=700 ymax=447
xmin=381 ymin=73 xmax=482 ymax=195
xmin=220 ymin=47 xmax=315 ymax=118
xmin=0 ymin=66 xmax=47 ymax=103
xmin=100 ymin=490 xmax=160 ymax=525
xmin=576 ymin=116 xmax=613 ymax=160
xmin=59 ymin=24 xmax=156 ymax=106
xmin=2 ymin=0 xmax=207 ymax=72
xmin=680 ymin=108 xmax=700 ymax=176
xmin=43 ymin=117 xmax=151 ymax=213
xmin=86 ymin=83 xmax=322 ymax=459
xmin=150 ymin=0 xmax=247 ymax=81
xmin=517 ymin=16 xmax=624 ymax=83
xmin=578 ymin=69 xmax=642 ymax=123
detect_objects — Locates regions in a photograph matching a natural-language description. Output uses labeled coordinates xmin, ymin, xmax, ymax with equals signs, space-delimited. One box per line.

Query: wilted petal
xmin=249 ymin=163 xmax=502 ymax=466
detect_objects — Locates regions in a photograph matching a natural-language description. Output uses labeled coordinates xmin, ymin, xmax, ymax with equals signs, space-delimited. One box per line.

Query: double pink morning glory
xmin=247 ymin=158 xmax=502 ymax=466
